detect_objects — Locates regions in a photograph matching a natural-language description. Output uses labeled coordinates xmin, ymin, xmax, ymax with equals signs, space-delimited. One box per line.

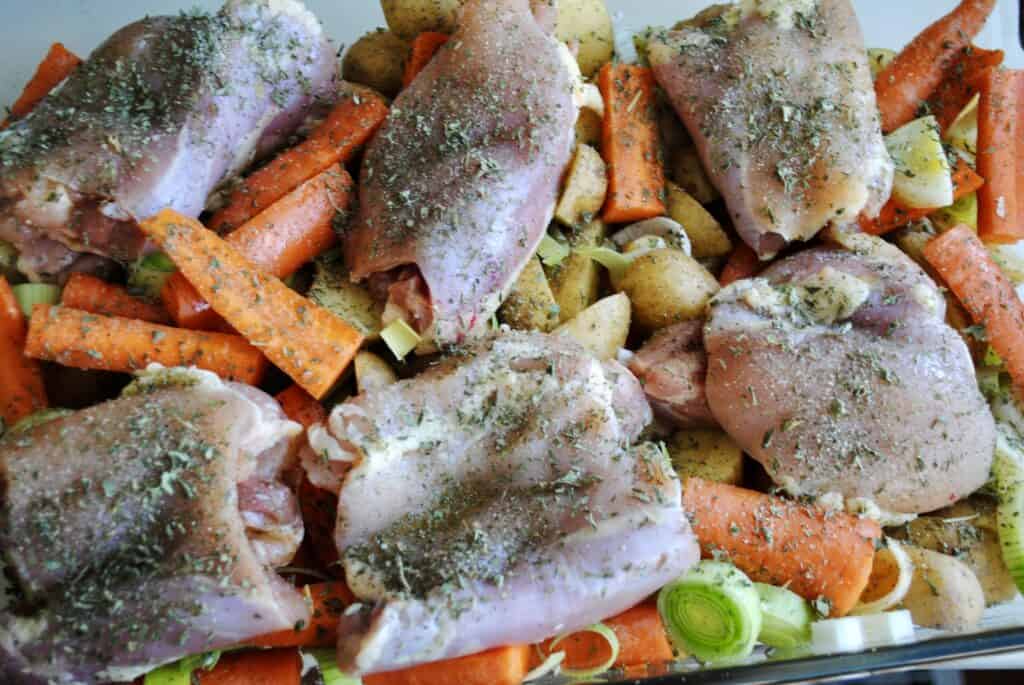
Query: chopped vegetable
xmin=719 ymin=243 xmax=761 ymax=287
xmin=380 ymin=317 xmax=421 ymax=361
xmin=666 ymin=182 xmax=731 ymax=259
xmin=249 ymin=582 xmax=353 ymax=648
xmin=575 ymin=244 xmax=632 ymax=284
xmin=402 ymin=31 xmax=449 ymax=87
xmin=548 ymin=623 xmax=620 ymax=679
xmin=144 ymin=652 xmax=221 ymax=685
xmin=275 ymin=385 xmax=327 ymax=429
xmin=354 ymin=350 xmax=398 ymax=394
xmin=851 ymin=539 xmax=914 ymax=615
xmin=657 ymin=560 xmax=762 ymax=664
xmin=597 ymin=63 xmax=666 ymax=224
xmin=498 ymin=256 xmax=560 ymax=333
xmin=196 ymin=649 xmax=301 ymax=685
xmin=11 ymin=283 xmax=60 ymax=318
xmin=4 ymin=42 xmax=81 ymax=123
xmin=885 ymin=115 xmax=954 ymax=210
xmin=209 ymin=88 xmax=387 ymax=233
xmin=867 ymin=48 xmax=896 ymax=80
xmin=163 ymin=167 xmax=353 ymax=330
xmin=362 ymin=644 xmax=531 ymax=685
xmin=548 ymin=220 xmax=606 ymax=322
xmin=811 ymin=610 xmax=914 ymax=655
xmin=308 ymin=254 xmax=385 ymax=341
xmin=141 ymin=210 xmax=363 ymax=399
xmin=62 ymin=273 xmax=170 ymax=324
xmin=755 ymin=583 xmax=813 ymax=649
xmin=667 ymin=428 xmax=744 ymax=486
xmin=25 ymin=305 xmax=267 ymax=385
xmin=683 ymin=478 xmax=881 ymax=616
xmin=977 ymin=68 xmax=1024 ymax=243
xmin=128 ymin=252 xmax=177 ymax=301
xmin=309 ymin=648 xmax=361 ymax=685
xmin=554 ymin=143 xmax=608 ymax=228
xmin=993 ymin=424 xmax=1024 ymax=593
xmin=552 ymin=292 xmax=630 ymax=360
xmin=923 ymin=224 xmax=1024 ymax=392
xmin=928 ymin=46 xmax=1004 ymax=132
xmin=0 ymin=277 xmax=47 ymax=429
xmin=861 ymin=157 xmax=983 ymax=235
xmin=901 ymin=546 xmax=985 ymax=632
xmin=537 ymin=233 xmax=570 ymax=268
xmin=945 ymin=93 xmax=980 ymax=157
xmin=874 ymin=0 xmax=998 ymax=133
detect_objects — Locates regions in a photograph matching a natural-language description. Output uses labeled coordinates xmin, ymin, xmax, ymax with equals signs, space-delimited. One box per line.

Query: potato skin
xmin=381 ymin=0 xmax=464 ymax=40
xmin=553 ymin=292 xmax=630 ymax=360
xmin=618 ymin=248 xmax=720 ymax=330
xmin=499 ymin=256 xmax=560 ymax=332
xmin=901 ymin=546 xmax=985 ymax=632
xmin=343 ymin=29 xmax=411 ymax=98
xmin=667 ymin=428 xmax=744 ymax=485
xmin=554 ymin=0 xmax=615 ymax=77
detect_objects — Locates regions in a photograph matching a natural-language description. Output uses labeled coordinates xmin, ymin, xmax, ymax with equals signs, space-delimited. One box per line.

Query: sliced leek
xmin=538 ymin=233 xmax=571 ymax=268
xmin=658 ymin=560 xmax=762 ymax=664
xmin=309 ymin=648 xmax=362 ymax=685
xmin=993 ymin=423 xmax=1024 ymax=592
xmin=931 ymin=192 xmax=978 ymax=232
xmin=885 ymin=115 xmax=954 ymax=210
xmin=574 ymin=245 xmax=632 ymax=284
xmin=380 ymin=318 xmax=421 ymax=361
xmin=755 ymin=583 xmax=812 ymax=648
xmin=142 ymin=652 xmax=220 ymax=685
xmin=11 ymin=283 xmax=60 ymax=318
xmin=129 ymin=251 xmax=177 ymax=300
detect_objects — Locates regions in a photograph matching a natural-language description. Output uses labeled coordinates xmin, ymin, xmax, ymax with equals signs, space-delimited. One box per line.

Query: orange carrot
xmin=140 ymin=210 xmax=363 ymax=399
xmin=364 ymin=645 xmax=531 ymax=685
xmin=533 ymin=603 xmax=673 ymax=672
xmin=0 ymin=277 xmax=47 ymax=427
xmin=163 ymin=166 xmax=353 ymax=330
xmin=196 ymin=648 xmax=301 ymax=685
xmin=299 ymin=476 xmax=341 ymax=572
xmin=860 ymin=157 xmax=985 ymax=236
xmin=402 ymin=32 xmax=449 ymax=88
xmin=977 ymin=68 xmax=1024 ymax=243
xmin=719 ymin=243 xmax=761 ymax=286
xmin=24 ymin=305 xmax=267 ymax=385
xmin=683 ymin=478 xmax=881 ymax=617
xmin=928 ymin=45 xmax=1004 ymax=131
xmin=276 ymin=384 xmax=327 ymax=429
xmin=875 ymin=0 xmax=997 ymax=133
xmin=249 ymin=582 xmax=354 ymax=648
xmin=4 ymin=43 xmax=81 ymax=123
xmin=61 ymin=273 xmax=170 ymax=325
xmin=209 ymin=88 xmax=387 ymax=233
xmin=598 ymin=63 xmax=666 ymax=224
xmin=924 ymin=224 xmax=1024 ymax=391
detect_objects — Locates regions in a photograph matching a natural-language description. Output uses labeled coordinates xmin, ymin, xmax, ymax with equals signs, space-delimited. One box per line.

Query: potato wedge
xmin=618 ymin=248 xmax=720 ymax=329
xmin=553 ymin=292 xmax=630 ymax=360
xmin=342 ymin=29 xmax=410 ymax=98
xmin=667 ymin=428 xmax=744 ymax=485
xmin=355 ymin=350 xmax=398 ymax=394
xmin=308 ymin=255 xmax=384 ymax=340
xmin=901 ymin=546 xmax=986 ymax=632
xmin=886 ymin=116 xmax=954 ymax=210
xmin=668 ymin=145 xmax=719 ymax=205
xmin=575 ymin=107 xmax=603 ymax=147
xmin=499 ymin=256 xmax=560 ymax=332
xmin=381 ymin=0 xmax=463 ymax=40
xmin=547 ymin=220 xmax=606 ymax=322
xmin=666 ymin=182 xmax=731 ymax=258
xmin=554 ymin=0 xmax=614 ymax=77
xmin=555 ymin=144 xmax=608 ymax=229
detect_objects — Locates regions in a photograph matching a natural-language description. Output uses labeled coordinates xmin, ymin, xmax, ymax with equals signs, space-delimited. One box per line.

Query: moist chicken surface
xmin=0 ymin=369 xmax=305 ymax=684
xmin=648 ymin=0 xmax=893 ymax=258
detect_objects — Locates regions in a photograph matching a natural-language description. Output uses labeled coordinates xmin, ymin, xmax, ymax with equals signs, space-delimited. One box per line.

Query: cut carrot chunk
xmin=683 ymin=478 xmax=881 ymax=617
xmin=61 ymin=273 xmax=170 ymax=324
xmin=141 ymin=210 xmax=363 ymax=398
xmin=196 ymin=648 xmax=301 ymax=685
xmin=929 ymin=45 xmax=1004 ymax=131
xmin=24 ymin=305 xmax=267 ymax=385
xmin=598 ymin=63 xmax=666 ymax=224
xmin=4 ymin=42 xmax=80 ymax=123
xmin=249 ymin=582 xmax=353 ymax=649
xmin=0 ymin=275 xmax=26 ymax=341
xmin=402 ymin=32 xmax=449 ymax=88
xmin=0 ymin=277 xmax=47 ymax=426
xmin=275 ymin=384 xmax=327 ymax=429
xmin=977 ymin=68 xmax=1024 ymax=243
xmin=364 ymin=644 xmax=531 ymax=685
xmin=719 ymin=243 xmax=761 ymax=286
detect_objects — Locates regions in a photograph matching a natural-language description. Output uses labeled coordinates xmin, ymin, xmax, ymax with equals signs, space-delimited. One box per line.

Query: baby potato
xmin=499 ymin=256 xmax=560 ymax=332
xmin=555 ymin=0 xmax=615 ymax=77
xmin=381 ymin=0 xmax=463 ymax=40
xmin=575 ymin=107 xmax=602 ymax=147
xmin=548 ymin=220 xmax=606 ymax=322
xmin=343 ymin=29 xmax=411 ymax=98
xmin=618 ymin=248 xmax=720 ymax=330
xmin=668 ymin=145 xmax=719 ymax=206
xmin=555 ymin=144 xmax=608 ymax=229
xmin=355 ymin=351 xmax=398 ymax=394
xmin=553 ymin=292 xmax=630 ymax=360
xmin=901 ymin=546 xmax=985 ymax=632
xmin=666 ymin=182 xmax=731 ymax=258
xmin=667 ymin=428 xmax=744 ymax=485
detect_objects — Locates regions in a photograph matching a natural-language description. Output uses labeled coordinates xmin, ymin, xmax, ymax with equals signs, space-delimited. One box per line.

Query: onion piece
xmin=548 ymin=622 xmax=621 ymax=680
xmin=850 ymin=538 xmax=915 ymax=615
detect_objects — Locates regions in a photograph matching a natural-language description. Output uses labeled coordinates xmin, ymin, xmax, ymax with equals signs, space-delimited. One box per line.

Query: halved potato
xmin=548 ymin=220 xmax=606 ymax=322
xmin=885 ymin=115 xmax=954 ymax=210
xmin=554 ymin=0 xmax=615 ymax=77
xmin=555 ymin=144 xmax=608 ymax=228
xmin=666 ymin=182 xmax=731 ymax=258
xmin=381 ymin=0 xmax=463 ymax=40
xmin=342 ymin=29 xmax=411 ymax=98
xmin=553 ymin=292 xmax=630 ymax=360
xmin=499 ymin=256 xmax=560 ymax=332
xmin=617 ymin=248 xmax=720 ymax=329
xmin=901 ymin=546 xmax=986 ymax=632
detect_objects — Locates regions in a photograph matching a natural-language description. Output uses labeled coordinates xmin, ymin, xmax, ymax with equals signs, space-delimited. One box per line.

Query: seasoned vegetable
xmin=249 ymin=582 xmax=354 ymax=648
xmin=900 ymin=546 xmax=985 ymax=632
xmin=343 ymin=29 xmax=410 ymax=97
xmin=402 ymin=31 xmax=449 ymax=87
xmin=885 ymin=115 xmax=954 ymax=210
xmin=195 ymin=649 xmax=301 ymax=685
xmin=362 ymin=645 xmax=531 ymax=685
xmin=658 ymin=560 xmax=762 ymax=664
xmin=977 ymin=67 xmax=1024 ymax=243
xmin=62 ymin=273 xmax=170 ymax=324
xmin=554 ymin=0 xmax=614 ymax=77
xmin=992 ymin=425 xmax=1024 ymax=594
xmin=668 ymin=145 xmax=719 ymax=206
xmin=667 ymin=428 xmax=744 ymax=485
xmin=666 ymin=182 xmax=731 ymax=258
xmin=498 ymin=256 xmax=560 ymax=332
xmin=308 ymin=254 xmax=384 ymax=341
xmin=928 ymin=46 xmax=1003 ymax=132
xmin=354 ymin=351 xmax=399 ymax=394
xmin=618 ymin=248 xmax=719 ymax=329
xmin=575 ymin=107 xmax=602 ymax=147
xmin=0 ymin=277 xmax=47 ymax=428
xmin=128 ymin=252 xmax=177 ymax=301
xmin=11 ymin=283 xmax=60 ymax=318
xmin=381 ymin=0 xmax=463 ymax=40
xmin=547 ymin=219 xmax=606 ymax=322
xmin=719 ymin=243 xmax=761 ymax=286
xmin=275 ymin=385 xmax=327 ymax=430
xmin=867 ymin=48 xmax=896 ymax=80
xmin=554 ymin=143 xmax=608 ymax=228
xmin=756 ymin=583 xmax=813 ymax=649
xmin=4 ymin=42 xmax=81 ymax=123
xmin=380 ymin=318 xmax=421 ymax=361
xmin=552 ymin=292 xmax=630 ymax=360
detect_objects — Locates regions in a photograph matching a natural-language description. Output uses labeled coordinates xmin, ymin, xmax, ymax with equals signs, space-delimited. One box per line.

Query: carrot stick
xmin=533 ymin=602 xmax=673 ymax=671
xmin=860 ymin=157 xmax=985 ymax=236
xmin=196 ymin=648 xmax=301 ymax=685
xmin=24 ymin=305 xmax=267 ymax=385
xmin=0 ymin=277 xmax=47 ymax=427
xmin=364 ymin=645 xmax=532 ymax=685
xmin=248 ymin=582 xmax=354 ymax=648
xmin=598 ymin=63 xmax=666 ymax=224
xmin=928 ymin=46 xmax=1004 ymax=131
xmin=402 ymin=32 xmax=449 ymax=88
xmin=874 ymin=0 xmax=997 ymax=133
xmin=140 ymin=210 xmax=363 ymax=399
xmin=163 ymin=166 xmax=353 ymax=330
xmin=4 ymin=42 xmax=81 ymax=123
xmin=209 ymin=88 xmax=387 ymax=233
xmin=299 ymin=476 xmax=341 ymax=572
xmin=977 ymin=68 xmax=1024 ymax=243
xmin=61 ymin=272 xmax=170 ymax=325
xmin=924 ymin=224 xmax=1024 ymax=391
xmin=719 ymin=243 xmax=761 ymax=286
xmin=683 ymin=478 xmax=881 ymax=617
xmin=275 ymin=384 xmax=327 ymax=429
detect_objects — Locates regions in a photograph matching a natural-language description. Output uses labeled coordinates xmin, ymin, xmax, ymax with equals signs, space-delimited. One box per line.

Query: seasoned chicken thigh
xmin=648 ymin=0 xmax=893 ymax=258
xmin=0 ymin=369 xmax=305 ymax=684
xmin=304 ymin=332 xmax=698 ymax=675
xmin=0 ymin=0 xmax=335 ymax=280
xmin=344 ymin=0 xmax=578 ymax=346
xmin=704 ymin=232 xmax=994 ymax=514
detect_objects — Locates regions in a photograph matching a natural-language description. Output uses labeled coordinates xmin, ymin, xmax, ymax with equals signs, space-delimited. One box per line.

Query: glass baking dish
xmin=1 ymin=2 xmax=1021 ymax=683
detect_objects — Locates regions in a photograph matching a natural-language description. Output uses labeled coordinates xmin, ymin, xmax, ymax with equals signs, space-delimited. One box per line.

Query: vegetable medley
xmin=0 ymin=0 xmax=1023 ymax=684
